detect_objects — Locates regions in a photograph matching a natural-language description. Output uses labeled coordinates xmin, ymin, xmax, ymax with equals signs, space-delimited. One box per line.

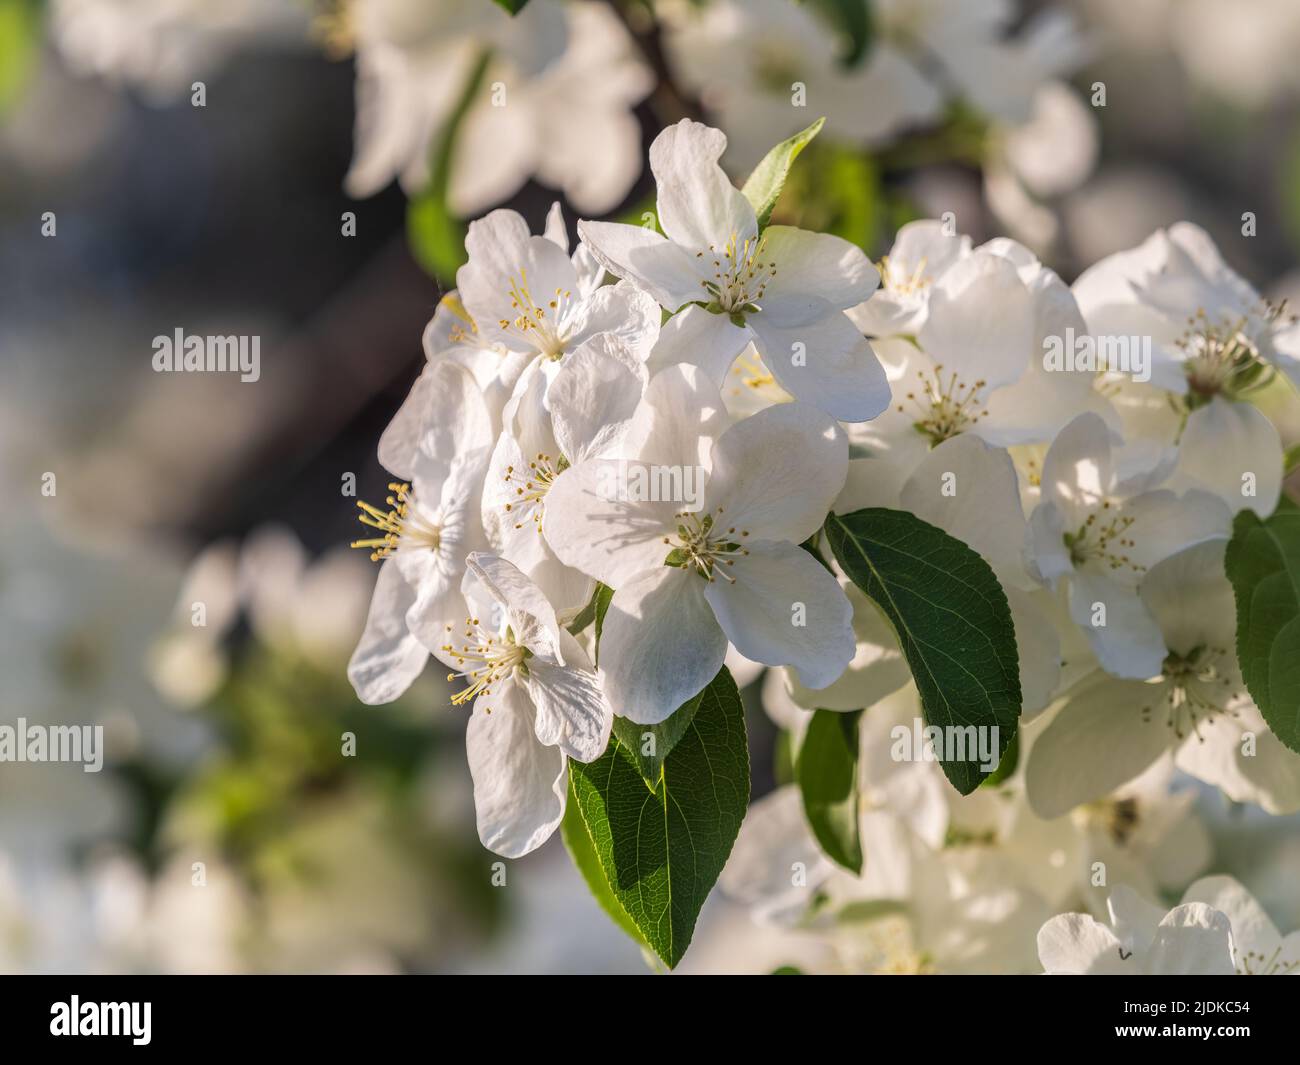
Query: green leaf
xmin=492 ymin=0 xmax=531 ymax=14
xmin=406 ymin=49 xmax=491 ymax=281
xmin=825 ymin=508 xmax=1021 ymax=794
xmin=611 ymin=688 xmax=705 ymax=788
xmin=979 ymin=729 xmax=1019 ymax=788
xmin=569 ymin=668 xmax=750 ymax=968
xmin=560 ymin=775 xmax=647 ymax=949
xmin=796 ymin=709 xmax=863 ymax=873
xmin=801 ymin=0 xmax=874 ymax=68
xmin=741 ymin=117 xmax=826 ymax=231
xmin=0 ymin=0 xmax=39 ymax=115
xmin=1225 ymin=508 xmax=1300 ymax=752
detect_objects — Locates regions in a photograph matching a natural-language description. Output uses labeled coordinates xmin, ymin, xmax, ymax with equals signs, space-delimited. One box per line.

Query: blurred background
xmin=1 ymin=0 xmax=1299 ymax=973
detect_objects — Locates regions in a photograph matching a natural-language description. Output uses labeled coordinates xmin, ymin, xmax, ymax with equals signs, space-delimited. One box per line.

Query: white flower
xmin=1182 ymin=875 xmax=1300 ymax=975
xmin=347 ymin=360 xmax=494 ymax=704
xmin=433 ymin=553 xmax=612 ymax=858
xmin=578 ymin=119 xmax=890 ymax=422
xmin=1073 ymin=222 xmax=1293 ymax=517
xmin=546 ymin=363 xmax=855 ymax=723
xmin=51 ymin=0 xmax=307 ymax=102
xmin=345 ymin=0 xmax=651 ymax=215
xmin=1025 ymin=411 xmax=1232 ymax=679
xmin=480 ymin=334 xmax=646 ymax=613
xmin=846 ymin=220 xmax=971 ymax=339
xmin=857 ymin=239 xmax=1117 ymax=458
xmin=1038 ymin=883 xmax=1235 ymax=974
xmin=457 ymin=206 xmax=660 ymax=371
xmin=660 ymin=0 xmax=943 ymax=172
xmin=1026 ymin=538 xmax=1300 ymax=817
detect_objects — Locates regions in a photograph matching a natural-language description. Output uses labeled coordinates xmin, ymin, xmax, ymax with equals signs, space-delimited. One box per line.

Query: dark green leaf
xmin=560 ymin=775 xmax=647 ymax=949
xmin=979 ymin=729 xmax=1019 ymax=788
xmin=611 ymin=688 xmax=705 ymax=788
xmin=825 ymin=507 xmax=1021 ymax=794
xmin=1225 ymin=508 xmax=1300 ymax=752
xmin=797 ymin=709 xmax=863 ymax=873
xmin=569 ymin=668 xmax=749 ymax=968
xmin=493 ymin=0 xmax=531 ymax=14
xmin=741 ymin=117 xmax=825 ymax=231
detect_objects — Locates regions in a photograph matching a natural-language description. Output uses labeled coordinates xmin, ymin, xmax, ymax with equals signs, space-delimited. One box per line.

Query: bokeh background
xmin=2 ymin=0 xmax=1299 ymax=973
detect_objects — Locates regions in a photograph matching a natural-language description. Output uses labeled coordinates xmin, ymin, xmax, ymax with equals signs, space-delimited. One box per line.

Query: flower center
xmin=899 ymin=365 xmax=988 ymax=444
xmin=498 ymin=270 xmax=572 ymax=359
xmin=1142 ymin=645 xmax=1238 ymax=740
xmin=1237 ymin=945 xmax=1300 ymax=976
xmin=1063 ymin=501 xmax=1141 ymax=574
xmin=1079 ymin=797 xmax=1141 ymax=846
xmin=663 ymin=508 xmax=750 ymax=582
xmin=441 ymin=293 xmax=481 ymax=347
xmin=351 ymin=482 xmax=442 ymax=561
xmin=698 ymin=232 xmax=777 ymax=317
xmin=442 ymin=617 xmax=529 ymax=708
xmin=881 ymin=254 xmax=931 ymax=298
xmin=729 ymin=350 xmax=777 ymax=393
xmin=1179 ymin=300 xmax=1291 ymax=402
xmin=502 ymin=452 xmax=567 ymax=533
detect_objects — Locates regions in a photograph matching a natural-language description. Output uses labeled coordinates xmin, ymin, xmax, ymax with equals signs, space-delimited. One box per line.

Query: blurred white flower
xmin=346 ymin=0 xmax=651 ymax=214
xmin=51 ymin=0 xmax=308 ymax=102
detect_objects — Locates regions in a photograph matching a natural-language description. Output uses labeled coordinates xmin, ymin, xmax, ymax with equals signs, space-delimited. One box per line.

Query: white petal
xmin=758 ymin=226 xmax=880 ymax=313
xmin=465 ymin=680 xmax=567 ymax=859
xmin=574 ymin=220 xmax=705 ymax=310
xmin=1067 ymin=570 xmax=1167 ymax=679
xmin=1181 ymin=875 xmax=1281 ymax=967
xmin=917 ymin=251 xmax=1036 ymax=391
xmin=544 ymin=458 xmax=684 ymax=588
xmin=647 ymin=303 xmax=753 ymax=383
xmin=1038 ymin=411 xmax=1116 ymax=519
xmin=347 ymin=560 xmax=429 ymax=705
xmin=1120 ymin=488 xmax=1232 ymax=574
xmin=1024 ymin=675 xmax=1172 ymax=818
xmin=565 ymin=278 xmax=662 ymax=362
xmin=1037 ymin=912 xmax=1129 ymax=974
xmin=1146 ymin=904 xmax=1234 ymax=975
xmin=899 ymin=434 xmax=1030 ymax=588
xmin=705 ymin=402 xmax=847 ymax=544
xmin=548 ymin=336 xmax=646 ymax=465
xmin=598 ymin=565 xmax=727 ymax=724
xmin=705 ymin=541 xmax=854 ymax=690
xmin=649 ymin=118 xmax=757 ymax=251
xmin=1168 ymin=397 xmax=1282 ymax=517
xmin=465 ymin=553 xmax=563 ymax=662
xmin=523 ymin=630 xmax=612 ymax=763
xmin=721 ymin=786 xmax=834 ymax=922
xmin=748 ymin=307 xmax=891 ymax=422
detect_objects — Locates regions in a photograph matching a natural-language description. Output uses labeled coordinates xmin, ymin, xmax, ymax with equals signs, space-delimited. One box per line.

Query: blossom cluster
xmin=346 ymin=115 xmax=1300 ymax=971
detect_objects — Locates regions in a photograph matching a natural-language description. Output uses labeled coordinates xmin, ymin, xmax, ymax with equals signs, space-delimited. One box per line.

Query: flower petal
xmin=466 ymin=680 xmax=567 ymax=858
xmin=523 ymin=629 xmax=613 ymax=763
xmin=576 ymin=220 xmax=708 ymax=311
xmin=705 ymin=540 xmax=854 ymax=689
xmin=1025 ymin=674 xmax=1172 ymax=818
xmin=598 ymin=565 xmax=727 ymax=724
xmin=649 ymin=118 xmax=757 ymax=252
xmin=748 ymin=308 xmax=891 ymax=422
xmin=347 ymin=560 xmax=429 ymax=705
xmin=705 ymin=401 xmax=847 ymax=544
